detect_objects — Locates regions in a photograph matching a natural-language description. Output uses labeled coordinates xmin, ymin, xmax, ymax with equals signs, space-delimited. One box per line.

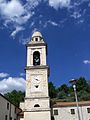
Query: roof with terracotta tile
xmin=52 ymin=101 xmax=90 ymax=107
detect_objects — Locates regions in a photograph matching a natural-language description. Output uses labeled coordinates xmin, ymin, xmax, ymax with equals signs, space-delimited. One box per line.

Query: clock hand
xmin=35 ymin=78 xmax=39 ymax=81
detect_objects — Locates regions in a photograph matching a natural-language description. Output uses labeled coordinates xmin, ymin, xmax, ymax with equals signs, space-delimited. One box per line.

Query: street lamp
xmin=69 ymin=79 xmax=81 ymax=120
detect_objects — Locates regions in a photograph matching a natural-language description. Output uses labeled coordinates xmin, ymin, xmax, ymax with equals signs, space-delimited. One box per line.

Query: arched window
xmin=33 ymin=51 xmax=40 ymax=66
xmin=34 ymin=104 xmax=40 ymax=107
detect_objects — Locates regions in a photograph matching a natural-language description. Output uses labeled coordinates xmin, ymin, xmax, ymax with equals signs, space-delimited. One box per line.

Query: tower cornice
xmin=26 ymin=42 xmax=47 ymax=47
xmin=25 ymin=65 xmax=50 ymax=76
xmin=25 ymin=65 xmax=49 ymax=69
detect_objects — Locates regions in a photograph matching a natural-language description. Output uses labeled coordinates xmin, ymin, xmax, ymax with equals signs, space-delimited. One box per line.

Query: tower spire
xmin=28 ymin=31 xmax=45 ymax=44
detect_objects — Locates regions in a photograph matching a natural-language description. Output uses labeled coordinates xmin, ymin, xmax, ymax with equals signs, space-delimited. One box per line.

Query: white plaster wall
xmin=53 ymin=105 xmax=90 ymax=120
xmin=24 ymin=98 xmax=50 ymax=111
xmin=20 ymin=118 xmax=24 ymax=120
xmin=20 ymin=102 xmax=25 ymax=110
xmin=80 ymin=105 xmax=90 ymax=120
xmin=0 ymin=95 xmax=18 ymax=120
xmin=0 ymin=95 xmax=9 ymax=120
xmin=24 ymin=111 xmax=51 ymax=120
xmin=10 ymin=104 xmax=17 ymax=119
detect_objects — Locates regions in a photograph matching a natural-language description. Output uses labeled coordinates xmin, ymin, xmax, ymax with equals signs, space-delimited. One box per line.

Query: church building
xmin=20 ymin=31 xmax=51 ymax=120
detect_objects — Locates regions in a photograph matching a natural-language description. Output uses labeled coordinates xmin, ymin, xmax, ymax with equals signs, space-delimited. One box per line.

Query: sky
xmin=0 ymin=0 xmax=90 ymax=94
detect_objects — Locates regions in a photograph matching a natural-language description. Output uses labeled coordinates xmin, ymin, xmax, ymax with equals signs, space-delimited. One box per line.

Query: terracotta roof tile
xmin=52 ymin=101 xmax=90 ymax=107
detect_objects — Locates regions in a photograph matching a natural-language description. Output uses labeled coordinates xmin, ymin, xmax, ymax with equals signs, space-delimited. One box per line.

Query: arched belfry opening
xmin=34 ymin=104 xmax=40 ymax=107
xmin=33 ymin=51 xmax=40 ymax=66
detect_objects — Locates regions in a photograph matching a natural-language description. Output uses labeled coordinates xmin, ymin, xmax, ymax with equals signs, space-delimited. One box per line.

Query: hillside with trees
xmin=4 ymin=77 xmax=90 ymax=107
xmin=4 ymin=90 xmax=25 ymax=107
xmin=49 ymin=77 xmax=90 ymax=102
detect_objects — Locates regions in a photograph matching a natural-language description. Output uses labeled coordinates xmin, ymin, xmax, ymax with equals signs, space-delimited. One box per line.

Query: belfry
xmin=20 ymin=31 xmax=51 ymax=120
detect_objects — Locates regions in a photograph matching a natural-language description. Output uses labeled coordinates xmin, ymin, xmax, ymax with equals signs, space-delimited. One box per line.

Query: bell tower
xmin=24 ymin=31 xmax=51 ymax=120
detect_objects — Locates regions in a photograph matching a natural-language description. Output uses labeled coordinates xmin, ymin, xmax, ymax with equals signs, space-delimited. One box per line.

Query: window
xmin=34 ymin=104 xmax=40 ymax=107
xmin=7 ymin=103 xmax=9 ymax=110
xmin=87 ymin=108 xmax=90 ymax=113
xmin=15 ymin=107 xmax=16 ymax=113
xmin=54 ymin=109 xmax=58 ymax=115
xmin=20 ymin=114 xmax=24 ymax=118
xmin=5 ymin=115 xmax=7 ymax=120
xmin=10 ymin=117 xmax=12 ymax=120
xmin=33 ymin=51 xmax=40 ymax=66
xmin=51 ymin=116 xmax=54 ymax=120
xmin=71 ymin=109 xmax=75 ymax=114
xmin=35 ymin=38 xmax=38 ymax=41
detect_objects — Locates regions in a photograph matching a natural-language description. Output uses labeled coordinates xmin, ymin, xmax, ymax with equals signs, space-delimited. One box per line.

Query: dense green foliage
xmin=4 ymin=90 xmax=25 ymax=107
xmin=49 ymin=77 xmax=90 ymax=102
xmin=49 ymin=82 xmax=56 ymax=98
xmin=4 ymin=77 xmax=90 ymax=106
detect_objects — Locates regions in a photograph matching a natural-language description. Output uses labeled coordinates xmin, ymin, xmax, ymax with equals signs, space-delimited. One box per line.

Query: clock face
xmin=31 ymin=75 xmax=42 ymax=92
xmin=32 ymin=75 xmax=41 ymax=84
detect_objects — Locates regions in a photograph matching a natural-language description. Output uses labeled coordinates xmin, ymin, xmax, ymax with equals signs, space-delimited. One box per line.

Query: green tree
xmin=48 ymin=82 xmax=56 ymax=98
xmin=69 ymin=77 xmax=90 ymax=101
xmin=77 ymin=90 xmax=90 ymax=101
xmin=56 ymin=77 xmax=90 ymax=101
xmin=76 ymin=77 xmax=88 ymax=92
xmin=87 ymin=80 xmax=90 ymax=93
xmin=4 ymin=90 xmax=25 ymax=107
xmin=57 ymin=84 xmax=69 ymax=99
xmin=57 ymin=84 xmax=69 ymax=94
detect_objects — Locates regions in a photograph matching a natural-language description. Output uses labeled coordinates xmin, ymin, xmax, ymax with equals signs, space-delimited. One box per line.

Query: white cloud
xmin=48 ymin=20 xmax=58 ymax=26
xmin=49 ymin=0 xmax=71 ymax=9
xmin=83 ymin=60 xmax=90 ymax=64
xmin=0 ymin=0 xmax=39 ymax=25
xmin=11 ymin=26 xmax=25 ymax=38
xmin=43 ymin=20 xmax=59 ymax=28
xmin=0 ymin=77 xmax=26 ymax=94
xmin=20 ymin=73 xmax=25 ymax=77
xmin=0 ymin=0 xmax=24 ymax=18
xmin=26 ymin=0 xmax=42 ymax=9
xmin=70 ymin=11 xmax=82 ymax=19
xmin=0 ymin=73 xmax=9 ymax=78
xmin=0 ymin=0 xmax=31 ymax=35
